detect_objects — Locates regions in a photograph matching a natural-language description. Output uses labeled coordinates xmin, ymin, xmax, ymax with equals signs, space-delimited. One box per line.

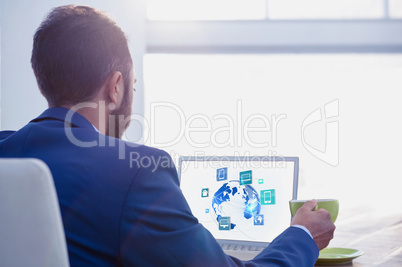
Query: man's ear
xmin=105 ymin=71 xmax=124 ymax=107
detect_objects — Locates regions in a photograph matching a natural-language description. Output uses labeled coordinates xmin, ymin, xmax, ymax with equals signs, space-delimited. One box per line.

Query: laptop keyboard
xmin=221 ymin=244 xmax=265 ymax=252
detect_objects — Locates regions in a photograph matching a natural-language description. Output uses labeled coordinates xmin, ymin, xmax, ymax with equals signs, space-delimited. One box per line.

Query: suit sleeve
xmin=119 ymin=150 xmax=318 ymax=267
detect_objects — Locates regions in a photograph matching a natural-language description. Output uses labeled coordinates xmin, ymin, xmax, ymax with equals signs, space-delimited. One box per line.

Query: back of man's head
xmin=31 ymin=5 xmax=133 ymax=107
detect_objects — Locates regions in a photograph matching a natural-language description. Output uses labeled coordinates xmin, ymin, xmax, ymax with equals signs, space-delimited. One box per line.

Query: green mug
xmin=289 ymin=199 xmax=339 ymax=223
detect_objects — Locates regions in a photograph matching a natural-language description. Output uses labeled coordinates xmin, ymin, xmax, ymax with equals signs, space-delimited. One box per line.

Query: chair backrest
xmin=0 ymin=158 xmax=70 ymax=267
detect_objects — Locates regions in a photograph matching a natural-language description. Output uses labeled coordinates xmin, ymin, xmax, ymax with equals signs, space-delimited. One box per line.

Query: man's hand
xmin=291 ymin=199 xmax=336 ymax=250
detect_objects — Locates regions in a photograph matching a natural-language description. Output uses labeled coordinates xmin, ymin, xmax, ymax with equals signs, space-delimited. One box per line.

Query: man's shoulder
xmin=110 ymin=137 xmax=173 ymax=162
xmin=120 ymin=143 xmax=175 ymax=171
xmin=124 ymin=142 xmax=169 ymax=157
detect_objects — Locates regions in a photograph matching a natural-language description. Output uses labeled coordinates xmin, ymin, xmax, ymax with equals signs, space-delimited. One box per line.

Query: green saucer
xmin=316 ymin=247 xmax=364 ymax=266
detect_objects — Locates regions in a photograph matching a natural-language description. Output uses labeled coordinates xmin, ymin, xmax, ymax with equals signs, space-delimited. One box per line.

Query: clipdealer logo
xmin=301 ymin=99 xmax=339 ymax=167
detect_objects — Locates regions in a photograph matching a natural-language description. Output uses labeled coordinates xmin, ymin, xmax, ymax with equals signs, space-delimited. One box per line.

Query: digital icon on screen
xmin=260 ymin=189 xmax=275 ymax=205
xmin=205 ymin=208 xmax=209 ymax=213
xmin=258 ymin=179 xmax=264 ymax=184
xmin=254 ymin=214 xmax=264 ymax=226
xmin=201 ymin=188 xmax=209 ymax=198
xmin=239 ymin=170 xmax=252 ymax=185
xmin=219 ymin=216 xmax=231 ymax=231
xmin=216 ymin=167 xmax=228 ymax=181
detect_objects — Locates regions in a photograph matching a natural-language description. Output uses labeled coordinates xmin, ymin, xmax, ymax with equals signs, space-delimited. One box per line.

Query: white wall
xmin=0 ymin=0 xmax=145 ymax=142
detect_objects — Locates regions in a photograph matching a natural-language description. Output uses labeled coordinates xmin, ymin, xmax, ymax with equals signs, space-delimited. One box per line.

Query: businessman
xmin=0 ymin=5 xmax=335 ymax=266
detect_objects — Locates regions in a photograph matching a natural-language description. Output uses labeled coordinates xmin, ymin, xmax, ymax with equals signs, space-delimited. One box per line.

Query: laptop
xmin=178 ymin=156 xmax=299 ymax=260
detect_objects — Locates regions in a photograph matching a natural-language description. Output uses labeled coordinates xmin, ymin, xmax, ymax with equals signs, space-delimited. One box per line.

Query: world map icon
xmin=212 ymin=180 xmax=261 ymax=230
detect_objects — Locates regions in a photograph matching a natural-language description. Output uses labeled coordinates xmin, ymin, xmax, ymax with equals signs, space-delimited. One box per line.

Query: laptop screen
xmin=179 ymin=157 xmax=298 ymax=243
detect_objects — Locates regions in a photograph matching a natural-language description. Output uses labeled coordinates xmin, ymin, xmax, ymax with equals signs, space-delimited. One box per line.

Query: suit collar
xmin=30 ymin=107 xmax=94 ymax=129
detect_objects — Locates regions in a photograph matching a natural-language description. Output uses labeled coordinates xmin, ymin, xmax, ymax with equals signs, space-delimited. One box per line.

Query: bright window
xmin=390 ymin=0 xmax=402 ymax=18
xmin=267 ymin=0 xmax=384 ymax=19
xmin=147 ymin=0 xmax=266 ymax=21
xmin=146 ymin=0 xmax=399 ymax=20
xmin=144 ymin=54 xmax=402 ymax=216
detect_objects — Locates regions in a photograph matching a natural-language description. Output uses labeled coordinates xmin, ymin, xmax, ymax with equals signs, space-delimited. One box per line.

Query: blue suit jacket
xmin=0 ymin=107 xmax=319 ymax=266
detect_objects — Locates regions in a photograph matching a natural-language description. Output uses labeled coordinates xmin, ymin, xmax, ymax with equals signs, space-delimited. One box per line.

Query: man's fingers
xmin=300 ymin=199 xmax=318 ymax=211
xmin=316 ymin=208 xmax=332 ymax=220
xmin=291 ymin=199 xmax=336 ymax=251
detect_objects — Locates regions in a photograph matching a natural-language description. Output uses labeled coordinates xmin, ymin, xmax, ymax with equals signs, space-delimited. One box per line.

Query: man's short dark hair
xmin=31 ymin=5 xmax=133 ymax=107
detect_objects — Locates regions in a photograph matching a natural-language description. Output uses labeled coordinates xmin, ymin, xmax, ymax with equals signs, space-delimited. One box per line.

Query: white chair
xmin=0 ymin=158 xmax=70 ymax=267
